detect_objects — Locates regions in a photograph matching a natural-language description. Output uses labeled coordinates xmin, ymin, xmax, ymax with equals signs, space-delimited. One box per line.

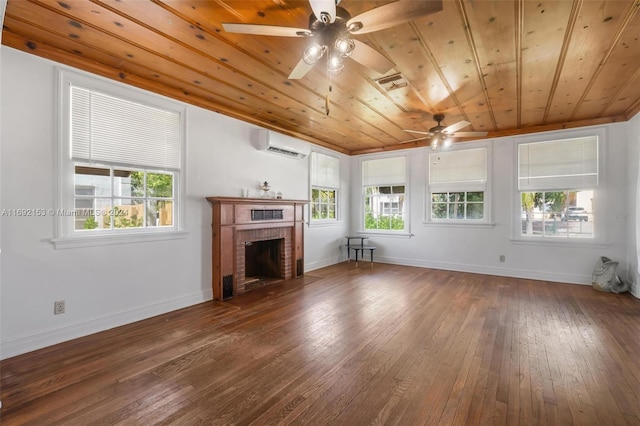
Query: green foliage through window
xmin=431 ymin=191 xmax=484 ymax=220
xmin=520 ymin=190 xmax=593 ymax=238
xmin=364 ymin=185 xmax=405 ymax=231
xmin=74 ymin=166 xmax=174 ymax=231
xmin=311 ymin=187 xmax=337 ymax=220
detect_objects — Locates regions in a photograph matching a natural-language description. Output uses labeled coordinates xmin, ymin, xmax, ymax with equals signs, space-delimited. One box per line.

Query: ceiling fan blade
xmin=403 ymin=129 xmax=434 ymax=136
xmin=222 ymin=23 xmax=311 ymax=37
xmin=349 ymin=40 xmax=395 ymax=75
xmin=347 ymin=0 xmax=443 ymax=35
xmin=442 ymin=120 xmax=471 ymax=134
xmin=399 ymin=136 xmax=430 ymax=144
xmin=309 ymin=0 xmax=336 ymax=23
xmin=450 ymin=131 xmax=488 ymax=137
xmin=288 ymin=58 xmax=316 ymax=80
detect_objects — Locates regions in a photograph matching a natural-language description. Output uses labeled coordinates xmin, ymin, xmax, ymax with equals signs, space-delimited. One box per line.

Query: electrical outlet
xmin=499 ymin=255 xmax=506 ymax=263
xmin=54 ymin=300 xmax=65 ymax=315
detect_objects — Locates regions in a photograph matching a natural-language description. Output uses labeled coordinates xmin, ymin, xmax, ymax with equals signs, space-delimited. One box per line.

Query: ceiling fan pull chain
xmin=325 ymin=55 xmax=332 ymax=116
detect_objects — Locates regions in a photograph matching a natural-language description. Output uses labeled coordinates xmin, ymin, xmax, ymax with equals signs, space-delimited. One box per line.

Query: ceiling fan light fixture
xmin=335 ymin=37 xmax=355 ymax=56
xmin=328 ymin=54 xmax=344 ymax=75
xmin=303 ymin=43 xmax=326 ymax=65
xmin=430 ymin=138 xmax=439 ymax=151
xmin=443 ymin=137 xmax=453 ymax=149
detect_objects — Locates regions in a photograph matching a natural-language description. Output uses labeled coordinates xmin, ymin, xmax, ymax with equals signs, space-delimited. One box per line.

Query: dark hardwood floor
xmin=1 ymin=262 xmax=639 ymax=425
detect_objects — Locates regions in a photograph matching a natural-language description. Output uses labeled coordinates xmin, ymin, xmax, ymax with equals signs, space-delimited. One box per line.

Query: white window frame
xmin=53 ymin=69 xmax=187 ymax=249
xmin=512 ymin=126 xmax=607 ymax=246
xmin=425 ymin=142 xmax=493 ymax=227
xmin=309 ymin=151 xmax=340 ymax=225
xmin=360 ymin=154 xmax=410 ymax=235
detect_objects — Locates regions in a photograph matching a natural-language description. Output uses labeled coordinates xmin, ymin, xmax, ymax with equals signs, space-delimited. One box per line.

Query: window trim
xmin=359 ymin=154 xmax=410 ymax=234
xmin=309 ymin=151 xmax=341 ymax=225
xmin=512 ymin=126 xmax=607 ymax=245
xmin=310 ymin=186 xmax=339 ymax=223
xmin=54 ymin=68 xmax=187 ymax=248
xmin=424 ymin=141 xmax=493 ymax=227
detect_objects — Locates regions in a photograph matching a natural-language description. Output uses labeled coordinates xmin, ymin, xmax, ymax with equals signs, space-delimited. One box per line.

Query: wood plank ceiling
xmin=2 ymin=0 xmax=640 ymax=155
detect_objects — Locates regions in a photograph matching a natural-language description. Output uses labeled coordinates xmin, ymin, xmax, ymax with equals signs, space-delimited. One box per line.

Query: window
xmin=310 ymin=152 xmax=339 ymax=221
xmin=74 ymin=166 xmax=174 ymax=230
xmin=428 ymin=147 xmax=488 ymax=222
xmin=518 ymin=135 xmax=598 ymax=239
xmin=56 ymin=70 xmax=183 ymax=244
xmin=362 ymin=156 xmax=407 ymax=232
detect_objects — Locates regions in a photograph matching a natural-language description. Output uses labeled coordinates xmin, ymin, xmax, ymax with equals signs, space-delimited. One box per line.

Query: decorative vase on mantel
xmin=260 ymin=181 xmax=272 ymax=198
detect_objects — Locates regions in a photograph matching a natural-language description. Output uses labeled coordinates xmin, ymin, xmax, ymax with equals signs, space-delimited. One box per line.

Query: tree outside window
xmin=311 ymin=188 xmax=337 ymax=220
xmin=520 ymin=190 xmax=593 ymax=238
xmin=362 ymin=156 xmax=407 ymax=232
xmin=74 ymin=166 xmax=174 ymax=231
xmin=364 ymin=185 xmax=405 ymax=230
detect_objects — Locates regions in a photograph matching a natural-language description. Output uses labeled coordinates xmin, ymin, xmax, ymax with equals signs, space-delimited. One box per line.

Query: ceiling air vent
xmin=375 ymin=73 xmax=408 ymax=92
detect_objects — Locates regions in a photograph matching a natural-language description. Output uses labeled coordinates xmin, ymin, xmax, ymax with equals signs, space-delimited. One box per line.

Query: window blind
xmin=429 ymin=148 xmax=487 ymax=192
xmin=70 ymin=86 xmax=182 ymax=170
xmin=518 ymin=136 xmax=598 ymax=191
xmin=310 ymin=152 xmax=340 ymax=188
xmin=362 ymin=156 xmax=406 ymax=186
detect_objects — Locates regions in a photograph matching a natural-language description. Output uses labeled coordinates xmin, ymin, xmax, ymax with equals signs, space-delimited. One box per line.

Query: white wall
xmin=627 ymin=113 xmax=640 ymax=298
xmin=350 ymin=125 xmax=631 ymax=287
xmin=0 ymin=47 xmax=349 ymax=359
xmin=1 ymin=45 xmax=636 ymax=359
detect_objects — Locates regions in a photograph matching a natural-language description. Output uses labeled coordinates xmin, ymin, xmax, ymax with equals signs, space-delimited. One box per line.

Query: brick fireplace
xmin=206 ymin=197 xmax=307 ymax=300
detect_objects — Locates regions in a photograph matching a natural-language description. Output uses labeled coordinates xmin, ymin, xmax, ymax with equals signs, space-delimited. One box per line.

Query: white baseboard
xmin=305 ymin=255 xmax=347 ymax=272
xmin=630 ymin=272 xmax=640 ymax=299
xmin=0 ymin=289 xmax=213 ymax=360
xmin=375 ymin=255 xmax=593 ymax=285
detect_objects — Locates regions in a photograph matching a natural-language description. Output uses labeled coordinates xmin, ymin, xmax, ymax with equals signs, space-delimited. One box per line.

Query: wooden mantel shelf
xmin=206 ymin=197 xmax=308 ymax=301
xmin=206 ymin=196 xmax=310 ymax=205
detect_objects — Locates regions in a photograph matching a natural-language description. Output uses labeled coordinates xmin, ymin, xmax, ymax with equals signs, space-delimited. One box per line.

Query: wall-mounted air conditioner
xmin=256 ymin=129 xmax=310 ymax=159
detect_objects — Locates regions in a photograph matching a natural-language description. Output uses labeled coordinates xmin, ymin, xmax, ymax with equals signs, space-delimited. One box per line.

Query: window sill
xmin=357 ymin=231 xmax=413 ymax=239
xmin=510 ymin=237 xmax=610 ymax=249
xmin=51 ymin=230 xmax=189 ymax=249
xmin=423 ymin=221 xmax=496 ymax=229
xmin=308 ymin=220 xmax=343 ymax=228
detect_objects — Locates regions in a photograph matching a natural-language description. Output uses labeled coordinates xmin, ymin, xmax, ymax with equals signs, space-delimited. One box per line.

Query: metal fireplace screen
xmin=251 ymin=209 xmax=284 ymax=221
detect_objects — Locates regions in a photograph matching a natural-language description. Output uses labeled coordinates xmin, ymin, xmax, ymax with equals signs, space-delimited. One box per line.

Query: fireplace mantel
xmin=206 ymin=197 xmax=308 ymax=300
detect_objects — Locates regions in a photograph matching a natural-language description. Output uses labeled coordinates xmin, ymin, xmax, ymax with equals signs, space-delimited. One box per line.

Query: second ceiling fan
xmin=404 ymin=114 xmax=488 ymax=150
xmin=222 ymin=0 xmax=443 ymax=80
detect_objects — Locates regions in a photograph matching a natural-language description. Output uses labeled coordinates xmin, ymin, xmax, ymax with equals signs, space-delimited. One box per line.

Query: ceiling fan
xmin=222 ymin=0 xmax=443 ymax=82
xmin=403 ymin=114 xmax=488 ymax=150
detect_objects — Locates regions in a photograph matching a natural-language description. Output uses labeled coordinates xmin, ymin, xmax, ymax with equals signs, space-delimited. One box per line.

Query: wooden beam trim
xmin=455 ymin=0 xmax=497 ymax=132
xmin=351 ymin=114 xmax=629 ymax=155
xmin=601 ymin=66 xmax=640 ymax=117
xmin=515 ymin=0 xmax=524 ymax=128
xmin=409 ymin=21 xmax=471 ymax=125
xmin=542 ymin=0 xmax=582 ymax=124
xmin=569 ymin=0 xmax=640 ymax=121
xmin=623 ymin=95 xmax=640 ymax=121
